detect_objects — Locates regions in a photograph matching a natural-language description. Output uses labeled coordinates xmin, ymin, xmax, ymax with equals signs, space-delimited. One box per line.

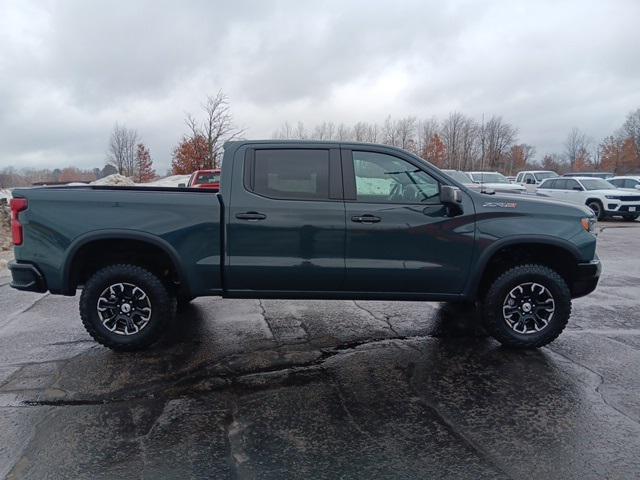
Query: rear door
xmin=226 ymin=144 xmax=346 ymax=292
xmin=564 ymin=178 xmax=585 ymax=204
xmin=341 ymin=147 xmax=475 ymax=294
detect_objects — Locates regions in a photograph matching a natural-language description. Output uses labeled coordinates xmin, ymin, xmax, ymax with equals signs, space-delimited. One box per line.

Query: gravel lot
xmin=0 ymin=221 xmax=639 ymax=479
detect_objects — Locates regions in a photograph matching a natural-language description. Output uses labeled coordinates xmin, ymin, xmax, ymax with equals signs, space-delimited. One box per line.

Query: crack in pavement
xmin=546 ymin=347 xmax=639 ymax=426
xmin=12 ymin=337 xmax=428 ymax=408
xmin=257 ymin=299 xmax=277 ymax=342
xmin=0 ymin=292 xmax=50 ymax=332
xmin=352 ymin=300 xmax=400 ymax=336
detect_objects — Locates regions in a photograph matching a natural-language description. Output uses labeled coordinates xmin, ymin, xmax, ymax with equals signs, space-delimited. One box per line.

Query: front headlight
xmin=604 ymin=195 xmax=620 ymax=200
xmin=581 ymin=217 xmax=597 ymax=234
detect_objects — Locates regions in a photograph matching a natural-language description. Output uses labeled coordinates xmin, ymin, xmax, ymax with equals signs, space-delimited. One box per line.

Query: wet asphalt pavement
xmin=1 ymin=223 xmax=639 ymax=479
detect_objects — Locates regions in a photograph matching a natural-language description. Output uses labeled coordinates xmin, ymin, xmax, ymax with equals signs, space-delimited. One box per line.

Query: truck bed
xmin=12 ymin=185 xmax=223 ymax=296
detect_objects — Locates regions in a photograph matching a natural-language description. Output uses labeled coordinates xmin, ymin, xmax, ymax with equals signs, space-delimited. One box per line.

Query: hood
xmin=589 ymin=188 xmax=639 ymax=196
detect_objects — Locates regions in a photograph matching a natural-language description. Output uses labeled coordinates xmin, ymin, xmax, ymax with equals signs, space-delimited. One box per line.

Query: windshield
xmin=534 ymin=171 xmax=558 ymax=181
xmin=471 ymin=172 xmax=509 ymax=184
xmin=194 ymin=172 xmax=220 ymax=184
xmin=580 ymin=178 xmax=616 ymax=190
xmin=445 ymin=171 xmax=472 ymax=184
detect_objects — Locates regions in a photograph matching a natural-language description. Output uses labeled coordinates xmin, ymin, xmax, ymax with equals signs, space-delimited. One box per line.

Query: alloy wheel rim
xmin=97 ymin=283 xmax=152 ymax=336
xmin=502 ymin=282 xmax=555 ymax=334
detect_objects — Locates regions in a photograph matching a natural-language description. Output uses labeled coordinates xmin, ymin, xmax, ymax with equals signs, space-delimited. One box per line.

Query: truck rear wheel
xmin=482 ymin=264 xmax=571 ymax=348
xmin=79 ymin=264 xmax=176 ymax=351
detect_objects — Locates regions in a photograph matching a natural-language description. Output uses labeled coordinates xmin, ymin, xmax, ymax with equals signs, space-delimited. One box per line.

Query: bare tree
xmin=294 ymin=121 xmax=307 ymax=140
xmin=108 ymin=123 xmax=139 ymax=176
xmin=396 ymin=116 xmax=417 ymax=152
xmin=416 ymin=118 xmax=439 ymax=159
xmin=336 ymin=123 xmax=352 ymax=141
xmin=442 ymin=112 xmax=468 ymax=170
xmin=311 ymin=122 xmax=336 ymax=140
xmin=185 ymin=90 xmax=244 ymax=168
xmin=273 ymin=121 xmax=294 ymax=139
xmin=479 ymin=116 xmax=518 ymax=171
xmin=563 ymin=127 xmax=592 ymax=169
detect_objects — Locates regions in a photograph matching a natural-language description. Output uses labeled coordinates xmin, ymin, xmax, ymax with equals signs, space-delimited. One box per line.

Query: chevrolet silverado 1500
xmin=9 ymin=141 xmax=601 ymax=351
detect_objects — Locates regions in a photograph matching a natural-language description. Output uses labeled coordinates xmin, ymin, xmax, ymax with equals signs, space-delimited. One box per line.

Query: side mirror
xmin=441 ymin=185 xmax=462 ymax=204
xmin=635 ymin=184 xmax=640 ymax=190
xmin=178 ymin=183 xmax=186 ymax=188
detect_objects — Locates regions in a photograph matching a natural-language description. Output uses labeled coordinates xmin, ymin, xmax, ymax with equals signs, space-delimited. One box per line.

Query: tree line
xmin=2 ymin=94 xmax=639 ymax=188
xmin=274 ymin=108 xmax=640 ymax=176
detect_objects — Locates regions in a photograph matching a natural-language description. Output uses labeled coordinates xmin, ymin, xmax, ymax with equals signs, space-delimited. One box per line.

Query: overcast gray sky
xmin=1 ymin=0 xmax=639 ymax=173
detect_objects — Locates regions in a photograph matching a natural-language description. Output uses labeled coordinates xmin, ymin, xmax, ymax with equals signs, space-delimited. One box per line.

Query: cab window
xmin=352 ymin=151 xmax=440 ymax=204
xmin=252 ymin=149 xmax=330 ymax=200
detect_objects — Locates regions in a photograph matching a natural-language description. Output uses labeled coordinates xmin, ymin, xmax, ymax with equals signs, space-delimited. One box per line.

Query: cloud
xmin=1 ymin=0 xmax=639 ymax=172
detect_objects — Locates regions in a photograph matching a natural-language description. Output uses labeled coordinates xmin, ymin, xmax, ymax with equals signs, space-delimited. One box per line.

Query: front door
xmin=342 ymin=148 xmax=475 ymax=294
xmin=226 ymin=145 xmax=346 ymax=292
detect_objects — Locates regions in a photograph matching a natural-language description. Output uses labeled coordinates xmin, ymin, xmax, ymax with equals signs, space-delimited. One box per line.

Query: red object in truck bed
xmin=188 ymin=169 xmax=221 ymax=190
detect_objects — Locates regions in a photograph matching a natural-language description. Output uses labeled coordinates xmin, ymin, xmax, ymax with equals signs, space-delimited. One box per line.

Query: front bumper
xmin=604 ymin=202 xmax=640 ymax=214
xmin=571 ymin=258 xmax=601 ymax=298
xmin=8 ymin=261 xmax=47 ymax=293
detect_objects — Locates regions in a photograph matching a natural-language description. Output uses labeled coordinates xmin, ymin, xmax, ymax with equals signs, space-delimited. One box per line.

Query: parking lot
xmin=0 ymin=221 xmax=639 ymax=479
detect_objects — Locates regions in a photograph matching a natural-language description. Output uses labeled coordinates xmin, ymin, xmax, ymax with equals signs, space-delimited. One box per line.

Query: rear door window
xmin=251 ymin=149 xmax=330 ymax=200
xmin=565 ymin=179 xmax=582 ymax=190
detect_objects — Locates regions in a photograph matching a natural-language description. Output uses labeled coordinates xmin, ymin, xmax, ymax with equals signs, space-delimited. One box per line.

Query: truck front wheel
xmin=482 ymin=264 xmax=571 ymax=348
xmin=79 ymin=264 xmax=176 ymax=351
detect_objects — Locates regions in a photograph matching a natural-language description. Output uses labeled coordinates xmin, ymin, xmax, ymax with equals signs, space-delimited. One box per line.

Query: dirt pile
xmin=91 ymin=174 xmax=135 ymax=186
xmin=0 ymin=200 xmax=11 ymax=251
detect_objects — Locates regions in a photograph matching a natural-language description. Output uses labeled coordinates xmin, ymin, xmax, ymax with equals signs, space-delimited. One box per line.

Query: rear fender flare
xmin=61 ymin=230 xmax=189 ymax=296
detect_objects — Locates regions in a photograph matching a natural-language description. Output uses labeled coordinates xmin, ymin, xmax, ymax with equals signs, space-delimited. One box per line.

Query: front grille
xmin=621 ymin=196 xmax=640 ymax=201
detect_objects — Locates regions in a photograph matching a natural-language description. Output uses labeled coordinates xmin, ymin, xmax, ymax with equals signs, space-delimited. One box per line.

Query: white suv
xmin=608 ymin=176 xmax=640 ymax=191
xmin=537 ymin=176 xmax=640 ymax=221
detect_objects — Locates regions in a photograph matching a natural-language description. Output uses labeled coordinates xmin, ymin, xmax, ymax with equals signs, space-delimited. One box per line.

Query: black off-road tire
xmin=586 ymin=200 xmax=604 ymax=221
xmin=482 ymin=264 xmax=571 ymax=349
xmin=80 ymin=264 xmax=176 ymax=351
xmin=176 ymin=294 xmax=195 ymax=311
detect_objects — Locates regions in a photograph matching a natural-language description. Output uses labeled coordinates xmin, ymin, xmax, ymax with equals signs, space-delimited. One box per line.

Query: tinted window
xmin=534 ymin=171 xmax=558 ymax=181
xmin=565 ymin=179 xmax=582 ymax=190
xmin=253 ymin=149 xmax=329 ymax=200
xmin=541 ymin=179 xmax=556 ymax=189
xmin=625 ymin=179 xmax=639 ymax=188
xmin=194 ymin=172 xmax=220 ymax=184
xmin=353 ymin=151 xmax=439 ymax=204
xmin=609 ymin=179 xmax=623 ymax=188
xmin=554 ymin=179 xmax=568 ymax=190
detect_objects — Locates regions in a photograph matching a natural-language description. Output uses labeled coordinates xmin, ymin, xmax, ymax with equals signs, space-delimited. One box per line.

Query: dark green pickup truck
xmin=9 ymin=140 xmax=601 ymax=351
